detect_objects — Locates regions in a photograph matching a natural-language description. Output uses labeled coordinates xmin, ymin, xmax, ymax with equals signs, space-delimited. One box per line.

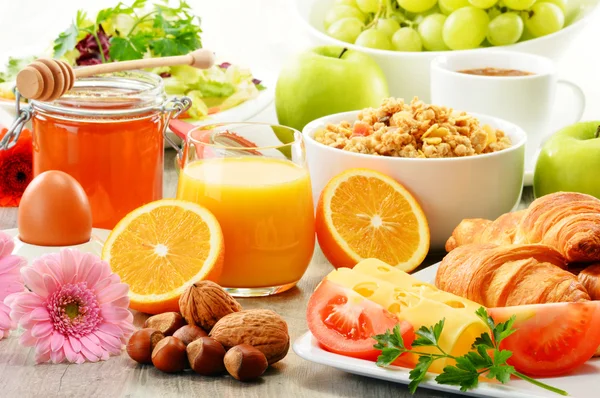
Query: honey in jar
xmin=27 ymin=71 xmax=183 ymax=229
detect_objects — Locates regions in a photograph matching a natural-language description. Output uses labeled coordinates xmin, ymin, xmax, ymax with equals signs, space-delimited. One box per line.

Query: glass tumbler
xmin=176 ymin=123 xmax=315 ymax=296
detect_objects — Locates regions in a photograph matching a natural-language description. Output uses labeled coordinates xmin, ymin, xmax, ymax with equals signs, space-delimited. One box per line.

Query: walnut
xmin=179 ymin=281 xmax=242 ymax=331
xmin=209 ymin=309 xmax=290 ymax=365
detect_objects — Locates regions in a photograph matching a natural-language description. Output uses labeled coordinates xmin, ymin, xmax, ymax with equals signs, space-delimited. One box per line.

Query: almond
xmin=179 ymin=281 xmax=242 ymax=331
xmin=209 ymin=309 xmax=289 ymax=365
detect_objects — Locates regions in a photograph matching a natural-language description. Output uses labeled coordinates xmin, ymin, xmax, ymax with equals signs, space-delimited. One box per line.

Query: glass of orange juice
xmin=176 ymin=123 xmax=315 ymax=296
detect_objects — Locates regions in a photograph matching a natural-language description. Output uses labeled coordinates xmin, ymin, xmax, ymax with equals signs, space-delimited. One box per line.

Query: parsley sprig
xmin=373 ymin=307 xmax=568 ymax=396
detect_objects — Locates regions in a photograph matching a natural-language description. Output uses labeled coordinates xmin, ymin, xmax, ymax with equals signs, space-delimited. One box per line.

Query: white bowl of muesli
xmin=302 ymin=97 xmax=527 ymax=250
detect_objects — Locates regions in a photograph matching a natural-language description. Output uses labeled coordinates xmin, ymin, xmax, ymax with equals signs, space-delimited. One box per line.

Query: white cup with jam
xmin=430 ymin=51 xmax=585 ymax=181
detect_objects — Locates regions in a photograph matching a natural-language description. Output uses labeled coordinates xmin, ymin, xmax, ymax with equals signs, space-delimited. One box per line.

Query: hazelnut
xmin=224 ymin=344 xmax=268 ymax=382
xmin=126 ymin=328 xmax=165 ymax=364
xmin=151 ymin=336 xmax=188 ymax=373
xmin=187 ymin=337 xmax=226 ymax=376
xmin=179 ymin=281 xmax=242 ymax=331
xmin=144 ymin=312 xmax=186 ymax=336
xmin=173 ymin=325 xmax=208 ymax=345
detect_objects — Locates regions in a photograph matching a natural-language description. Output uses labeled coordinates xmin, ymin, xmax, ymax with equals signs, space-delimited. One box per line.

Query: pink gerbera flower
xmin=0 ymin=231 xmax=26 ymax=339
xmin=7 ymin=249 xmax=134 ymax=364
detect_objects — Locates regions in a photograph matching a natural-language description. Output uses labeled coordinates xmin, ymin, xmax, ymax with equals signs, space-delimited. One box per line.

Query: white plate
xmin=3 ymin=228 xmax=110 ymax=263
xmin=293 ymin=262 xmax=600 ymax=398
xmin=162 ymin=67 xmax=275 ymax=148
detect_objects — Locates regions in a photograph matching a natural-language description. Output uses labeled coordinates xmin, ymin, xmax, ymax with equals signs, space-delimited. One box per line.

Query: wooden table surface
xmin=0 ymin=149 xmax=535 ymax=398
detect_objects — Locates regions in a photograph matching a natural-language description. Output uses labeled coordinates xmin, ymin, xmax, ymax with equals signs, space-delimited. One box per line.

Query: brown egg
xmin=18 ymin=170 xmax=92 ymax=246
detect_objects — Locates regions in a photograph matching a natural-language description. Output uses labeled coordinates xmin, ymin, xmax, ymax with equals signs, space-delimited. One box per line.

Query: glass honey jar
xmin=1 ymin=71 xmax=190 ymax=229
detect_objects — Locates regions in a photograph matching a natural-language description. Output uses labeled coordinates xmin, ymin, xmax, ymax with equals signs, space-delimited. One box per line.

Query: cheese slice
xmin=325 ymin=259 xmax=488 ymax=373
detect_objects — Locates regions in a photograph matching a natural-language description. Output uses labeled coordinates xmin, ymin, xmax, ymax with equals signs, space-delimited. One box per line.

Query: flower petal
xmin=0 ymin=233 xmax=15 ymax=257
xmin=31 ymin=321 xmax=53 ymax=338
xmin=100 ymin=306 xmax=131 ymax=322
xmin=59 ymin=250 xmax=78 ymax=284
xmin=7 ymin=292 xmax=43 ymax=309
xmin=80 ymin=345 xmax=100 ymax=362
xmin=19 ymin=329 xmax=37 ymax=346
xmin=80 ymin=335 xmax=103 ymax=358
xmin=50 ymin=332 xmax=65 ymax=352
xmin=96 ymin=283 xmax=129 ymax=305
xmin=42 ymin=274 xmax=60 ymax=296
xmin=29 ymin=307 xmax=50 ymax=322
xmin=50 ymin=349 xmax=65 ymax=364
xmin=35 ymin=349 xmax=51 ymax=364
xmin=93 ymin=330 xmax=122 ymax=350
xmin=85 ymin=332 xmax=100 ymax=345
xmin=36 ymin=333 xmax=52 ymax=353
xmin=0 ymin=310 xmax=11 ymax=329
xmin=97 ymin=322 xmax=125 ymax=337
xmin=68 ymin=335 xmax=82 ymax=353
xmin=63 ymin=340 xmax=78 ymax=363
xmin=21 ymin=267 xmax=48 ymax=297
xmin=84 ymin=263 xmax=104 ymax=287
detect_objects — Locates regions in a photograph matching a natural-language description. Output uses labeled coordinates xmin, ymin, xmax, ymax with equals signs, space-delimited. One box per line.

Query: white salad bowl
xmin=295 ymin=0 xmax=600 ymax=102
xmin=303 ymin=111 xmax=526 ymax=251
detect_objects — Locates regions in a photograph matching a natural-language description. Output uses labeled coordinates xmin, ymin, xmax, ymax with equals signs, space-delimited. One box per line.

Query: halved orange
xmin=102 ymin=199 xmax=224 ymax=314
xmin=316 ymin=169 xmax=430 ymax=272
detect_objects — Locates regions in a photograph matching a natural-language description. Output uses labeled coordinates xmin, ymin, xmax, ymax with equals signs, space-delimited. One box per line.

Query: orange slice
xmin=316 ymin=169 xmax=430 ymax=272
xmin=102 ymin=199 xmax=224 ymax=314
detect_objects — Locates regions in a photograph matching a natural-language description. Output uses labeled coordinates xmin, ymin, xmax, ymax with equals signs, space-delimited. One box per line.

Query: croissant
xmin=435 ymin=243 xmax=591 ymax=307
xmin=446 ymin=192 xmax=600 ymax=263
xmin=576 ymin=264 xmax=600 ymax=300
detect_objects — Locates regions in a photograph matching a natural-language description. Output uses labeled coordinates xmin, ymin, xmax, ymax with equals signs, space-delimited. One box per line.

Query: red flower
xmin=0 ymin=127 xmax=33 ymax=207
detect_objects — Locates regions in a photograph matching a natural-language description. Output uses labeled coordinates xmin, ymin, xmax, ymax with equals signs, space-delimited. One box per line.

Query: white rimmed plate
xmin=3 ymin=228 xmax=110 ymax=263
xmin=292 ymin=262 xmax=600 ymax=398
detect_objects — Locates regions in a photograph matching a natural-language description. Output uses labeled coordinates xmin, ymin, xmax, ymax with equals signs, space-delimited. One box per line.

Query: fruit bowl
xmin=295 ymin=0 xmax=600 ymax=101
xmin=302 ymin=111 xmax=526 ymax=250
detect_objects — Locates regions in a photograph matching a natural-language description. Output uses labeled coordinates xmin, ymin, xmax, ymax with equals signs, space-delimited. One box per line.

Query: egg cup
xmin=4 ymin=228 xmax=109 ymax=263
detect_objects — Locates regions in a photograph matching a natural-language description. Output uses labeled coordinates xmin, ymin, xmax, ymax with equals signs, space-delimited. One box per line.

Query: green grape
xmin=327 ymin=17 xmax=366 ymax=43
xmin=411 ymin=6 xmax=443 ymax=23
xmin=418 ymin=13 xmax=450 ymax=51
xmin=520 ymin=26 xmax=535 ymax=41
xmin=487 ymin=6 xmax=502 ymax=19
xmin=443 ymin=6 xmax=490 ymax=50
xmin=356 ymin=0 xmax=380 ymax=13
xmin=502 ymin=0 xmax=536 ymax=10
xmin=334 ymin=0 xmax=358 ymax=5
xmin=390 ymin=11 xmax=407 ymax=24
xmin=468 ymin=0 xmax=498 ymax=8
xmin=376 ymin=18 xmax=401 ymax=37
xmin=438 ymin=0 xmax=470 ymax=15
xmin=355 ymin=28 xmax=393 ymax=49
xmin=397 ymin=0 xmax=438 ymax=14
xmin=324 ymin=5 xmax=367 ymax=28
xmin=391 ymin=27 xmax=423 ymax=51
xmin=524 ymin=2 xmax=565 ymax=37
xmin=487 ymin=12 xmax=524 ymax=45
xmin=538 ymin=0 xmax=568 ymax=12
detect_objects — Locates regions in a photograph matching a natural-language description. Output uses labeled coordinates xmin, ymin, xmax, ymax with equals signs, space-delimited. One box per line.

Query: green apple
xmin=534 ymin=122 xmax=600 ymax=199
xmin=275 ymin=46 xmax=389 ymax=134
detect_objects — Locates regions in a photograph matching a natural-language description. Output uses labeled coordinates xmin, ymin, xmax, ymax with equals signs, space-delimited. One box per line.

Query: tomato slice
xmin=307 ymin=279 xmax=414 ymax=361
xmin=488 ymin=301 xmax=600 ymax=377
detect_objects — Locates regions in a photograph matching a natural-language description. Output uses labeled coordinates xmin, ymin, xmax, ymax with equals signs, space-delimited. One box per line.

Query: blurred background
xmin=0 ymin=0 xmax=598 ymax=122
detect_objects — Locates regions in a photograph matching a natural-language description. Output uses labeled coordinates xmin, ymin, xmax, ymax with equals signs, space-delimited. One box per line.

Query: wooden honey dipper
xmin=16 ymin=48 xmax=215 ymax=102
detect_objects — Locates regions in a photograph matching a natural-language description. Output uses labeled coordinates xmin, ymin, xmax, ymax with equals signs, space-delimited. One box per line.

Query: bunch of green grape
xmin=324 ymin=0 xmax=567 ymax=51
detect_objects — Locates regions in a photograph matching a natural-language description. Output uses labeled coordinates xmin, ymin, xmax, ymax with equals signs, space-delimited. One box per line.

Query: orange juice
xmin=177 ymin=157 xmax=315 ymax=289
